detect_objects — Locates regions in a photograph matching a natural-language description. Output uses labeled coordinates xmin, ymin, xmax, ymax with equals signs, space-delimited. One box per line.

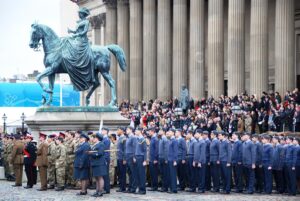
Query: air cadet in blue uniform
xmin=101 ymin=127 xmax=111 ymax=194
xmin=116 ymin=127 xmax=127 ymax=192
xmin=158 ymin=129 xmax=169 ymax=192
xmin=293 ymin=138 xmax=300 ymax=192
xmin=252 ymin=134 xmax=263 ymax=193
xmin=210 ymin=130 xmax=220 ymax=192
xmin=284 ymin=136 xmax=297 ymax=196
xmin=167 ymin=129 xmax=178 ymax=193
xmin=134 ymin=127 xmax=147 ymax=194
xmin=202 ymin=131 xmax=211 ymax=191
xmin=242 ymin=132 xmax=256 ymax=194
xmin=125 ymin=126 xmax=137 ymax=193
xmin=193 ymin=130 xmax=207 ymax=193
xmin=218 ymin=131 xmax=232 ymax=194
xmin=231 ymin=132 xmax=243 ymax=193
xmin=186 ymin=130 xmax=197 ymax=192
xmin=175 ymin=129 xmax=187 ymax=191
xmin=272 ymin=136 xmax=285 ymax=194
xmin=148 ymin=127 xmax=159 ymax=191
xmin=261 ymin=135 xmax=273 ymax=194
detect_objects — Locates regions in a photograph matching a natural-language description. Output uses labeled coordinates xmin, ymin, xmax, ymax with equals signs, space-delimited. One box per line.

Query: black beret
xmin=96 ymin=133 xmax=103 ymax=141
xmin=102 ymin=127 xmax=109 ymax=132
xmin=117 ymin=126 xmax=126 ymax=132
xmin=195 ymin=129 xmax=203 ymax=134
xmin=169 ymin=128 xmax=176 ymax=133
xmin=203 ymin=131 xmax=209 ymax=135
xmin=80 ymin=133 xmax=89 ymax=140
xmin=176 ymin=129 xmax=182 ymax=132
xmin=211 ymin=130 xmax=218 ymax=135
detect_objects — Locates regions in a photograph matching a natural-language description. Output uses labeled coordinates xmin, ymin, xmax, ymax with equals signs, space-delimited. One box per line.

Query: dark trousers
xmin=262 ymin=166 xmax=272 ymax=194
xmin=205 ymin=163 xmax=211 ymax=191
xmin=220 ymin=162 xmax=231 ymax=193
xmin=117 ymin=160 xmax=126 ymax=191
xmin=25 ymin=164 xmax=35 ymax=187
xmin=232 ymin=163 xmax=243 ymax=191
xmin=197 ymin=165 xmax=206 ymax=192
xmin=210 ymin=161 xmax=220 ymax=191
xmin=127 ymin=156 xmax=137 ymax=192
xmin=136 ymin=157 xmax=146 ymax=192
xmin=177 ymin=160 xmax=186 ymax=190
xmin=159 ymin=158 xmax=169 ymax=190
xmin=168 ymin=161 xmax=177 ymax=193
xmin=104 ymin=159 xmax=110 ymax=193
xmin=272 ymin=169 xmax=284 ymax=193
xmin=149 ymin=162 xmax=158 ymax=189
xmin=285 ymin=165 xmax=297 ymax=195
xmin=187 ymin=156 xmax=196 ymax=190
xmin=243 ymin=165 xmax=255 ymax=193
xmin=255 ymin=166 xmax=264 ymax=192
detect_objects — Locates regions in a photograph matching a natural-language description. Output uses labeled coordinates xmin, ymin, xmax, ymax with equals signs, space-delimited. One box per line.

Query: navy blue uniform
xmin=210 ymin=137 xmax=220 ymax=192
xmin=219 ymin=139 xmax=232 ymax=193
xmin=253 ymin=141 xmax=263 ymax=193
xmin=262 ymin=143 xmax=273 ymax=194
xmin=167 ymin=137 xmax=178 ymax=193
xmin=296 ymin=146 xmax=300 ymax=182
xmin=158 ymin=136 xmax=169 ymax=191
xmin=135 ymin=136 xmax=147 ymax=193
xmin=204 ymin=138 xmax=211 ymax=191
xmin=149 ymin=134 xmax=159 ymax=190
xmin=177 ymin=136 xmax=187 ymax=190
xmin=284 ymin=144 xmax=297 ymax=195
xmin=125 ymin=133 xmax=137 ymax=192
xmin=272 ymin=143 xmax=285 ymax=193
xmin=186 ymin=138 xmax=197 ymax=191
xmin=74 ymin=142 xmax=91 ymax=180
xmin=24 ymin=142 xmax=37 ymax=187
xmin=194 ymin=139 xmax=207 ymax=192
xmin=242 ymin=140 xmax=256 ymax=193
xmin=90 ymin=142 xmax=108 ymax=177
xmin=232 ymin=139 xmax=243 ymax=192
xmin=116 ymin=135 xmax=126 ymax=191
xmin=102 ymin=135 xmax=111 ymax=193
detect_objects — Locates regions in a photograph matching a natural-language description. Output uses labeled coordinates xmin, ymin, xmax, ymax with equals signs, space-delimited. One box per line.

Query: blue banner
xmin=0 ymin=83 xmax=80 ymax=107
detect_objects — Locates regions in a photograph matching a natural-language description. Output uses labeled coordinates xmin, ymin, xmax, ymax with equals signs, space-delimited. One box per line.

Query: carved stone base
xmin=26 ymin=107 xmax=130 ymax=139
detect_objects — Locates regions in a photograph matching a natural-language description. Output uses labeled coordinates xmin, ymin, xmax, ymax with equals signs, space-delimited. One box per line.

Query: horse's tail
xmin=107 ymin=44 xmax=127 ymax=72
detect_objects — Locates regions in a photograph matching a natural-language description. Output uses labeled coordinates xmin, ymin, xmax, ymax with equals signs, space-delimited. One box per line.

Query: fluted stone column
xmin=173 ymin=0 xmax=188 ymax=98
xmin=104 ymin=0 xmax=117 ymax=105
xmin=207 ymin=0 xmax=224 ymax=97
xmin=157 ymin=0 xmax=172 ymax=100
xmin=250 ymin=0 xmax=268 ymax=96
xmin=228 ymin=0 xmax=245 ymax=96
xmin=143 ymin=0 xmax=157 ymax=100
xmin=189 ymin=0 xmax=205 ymax=99
xmin=275 ymin=0 xmax=295 ymax=95
xmin=129 ymin=0 xmax=143 ymax=102
xmin=117 ymin=0 xmax=130 ymax=102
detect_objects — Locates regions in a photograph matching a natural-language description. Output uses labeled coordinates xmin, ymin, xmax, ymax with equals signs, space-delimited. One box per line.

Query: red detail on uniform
xmin=24 ymin=149 xmax=30 ymax=158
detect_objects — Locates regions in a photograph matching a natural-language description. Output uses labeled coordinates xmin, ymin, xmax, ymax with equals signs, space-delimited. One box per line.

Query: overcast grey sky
xmin=0 ymin=0 xmax=61 ymax=78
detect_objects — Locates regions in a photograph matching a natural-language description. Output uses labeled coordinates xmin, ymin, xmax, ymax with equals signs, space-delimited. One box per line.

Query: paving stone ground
xmin=0 ymin=180 xmax=299 ymax=201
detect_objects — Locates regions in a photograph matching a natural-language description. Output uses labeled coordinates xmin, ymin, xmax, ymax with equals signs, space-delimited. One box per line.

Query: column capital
xmin=89 ymin=13 xmax=106 ymax=29
xmin=104 ymin=0 xmax=117 ymax=8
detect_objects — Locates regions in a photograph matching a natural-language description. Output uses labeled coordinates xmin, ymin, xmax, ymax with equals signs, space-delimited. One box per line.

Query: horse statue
xmin=29 ymin=22 xmax=126 ymax=107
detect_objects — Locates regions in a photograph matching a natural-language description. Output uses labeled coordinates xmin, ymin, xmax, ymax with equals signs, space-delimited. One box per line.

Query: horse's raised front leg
xmin=102 ymin=72 xmax=117 ymax=107
xmin=85 ymin=74 xmax=100 ymax=106
xmin=46 ymin=74 xmax=55 ymax=106
xmin=36 ymin=67 xmax=55 ymax=105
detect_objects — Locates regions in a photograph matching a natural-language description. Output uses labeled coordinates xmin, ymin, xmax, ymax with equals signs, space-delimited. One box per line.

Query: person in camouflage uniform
xmin=55 ymin=136 xmax=66 ymax=191
xmin=47 ymin=134 xmax=57 ymax=189
xmin=109 ymin=134 xmax=117 ymax=186
xmin=65 ymin=131 xmax=76 ymax=188
xmin=6 ymin=136 xmax=15 ymax=181
xmin=73 ymin=131 xmax=82 ymax=189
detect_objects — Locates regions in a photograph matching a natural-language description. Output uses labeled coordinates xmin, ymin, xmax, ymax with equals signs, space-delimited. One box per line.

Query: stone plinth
xmin=25 ymin=107 xmax=130 ymax=138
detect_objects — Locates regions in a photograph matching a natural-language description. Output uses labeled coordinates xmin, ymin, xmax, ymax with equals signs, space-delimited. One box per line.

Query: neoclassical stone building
xmin=71 ymin=0 xmax=300 ymax=105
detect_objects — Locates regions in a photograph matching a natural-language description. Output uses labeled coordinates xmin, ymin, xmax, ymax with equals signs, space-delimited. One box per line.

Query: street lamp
xmin=174 ymin=108 xmax=183 ymax=116
xmin=20 ymin=113 xmax=26 ymax=134
xmin=2 ymin=114 xmax=7 ymax=134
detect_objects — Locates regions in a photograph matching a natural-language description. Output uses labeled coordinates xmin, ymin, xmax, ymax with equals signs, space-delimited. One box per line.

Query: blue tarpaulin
xmin=0 ymin=83 xmax=80 ymax=107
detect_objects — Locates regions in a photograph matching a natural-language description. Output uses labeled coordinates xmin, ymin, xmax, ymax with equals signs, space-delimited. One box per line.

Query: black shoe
xmin=178 ymin=188 xmax=185 ymax=191
xmin=116 ymin=189 xmax=126 ymax=192
xmin=48 ymin=185 xmax=55 ymax=189
xmin=167 ymin=191 xmax=177 ymax=194
xmin=197 ymin=190 xmax=205 ymax=194
xmin=76 ymin=191 xmax=87 ymax=196
xmin=211 ymin=189 xmax=220 ymax=193
xmin=12 ymin=184 xmax=21 ymax=187
xmin=24 ymin=185 xmax=33 ymax=189
xmin=134 ymin=191 xmax=146 ymax=195
xmin=55 ymin=187 xmax=64 ymax=191
xmin=37 ymin=188 xmax=47 ymax=191
xmin=159 ymin=188 xmax=168 ymax=192
xmin=220 ymin=191 xmax=230 ymax=194
xmin=244 ymin=191 xmax=253 ymax=194
xmin=186 ymin=189 xmax=196 ymax=192
xmin=148 ymin=188 xmax=158 ymax=191
xmin=103 ymin=191 xmax=110 ymax=194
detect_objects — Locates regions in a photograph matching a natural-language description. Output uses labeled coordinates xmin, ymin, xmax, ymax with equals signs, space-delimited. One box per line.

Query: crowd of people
xmin=0 ymin=90 xmax=300 ymax=197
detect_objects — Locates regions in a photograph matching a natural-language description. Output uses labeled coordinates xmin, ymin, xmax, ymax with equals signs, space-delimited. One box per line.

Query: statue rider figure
xmin=180 ymin=85 xmax=189 ymax=114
